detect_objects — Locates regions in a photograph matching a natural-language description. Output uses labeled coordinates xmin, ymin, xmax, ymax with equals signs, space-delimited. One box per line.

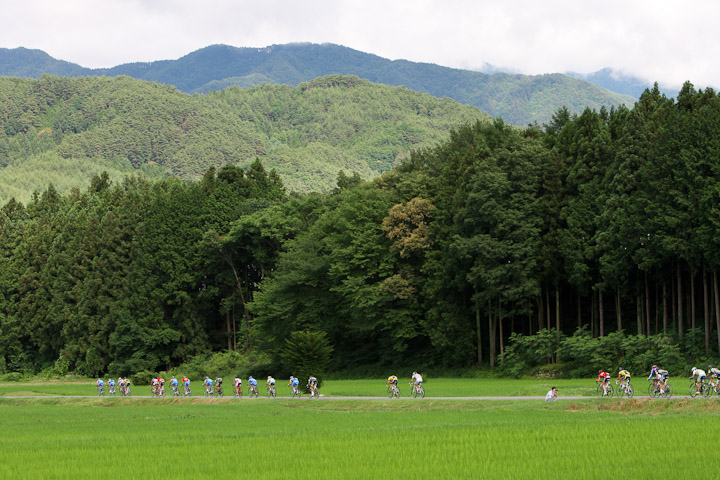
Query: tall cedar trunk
xmin=677 ymin=264 xmax=684 ymax=340
xmin=476 ymin=306 xmax=482 ymax=365
xmin=644 ymin=271 xmax=651 ymax=335
xmin=232 ymin=303 xmax=237 ymax=351
xmin=545 ymin=286 xmax=551 ymax=332
xmin=577 ymin=291 xmax=582 ymax=329
xmin=637 ymin=292 xmax=643 ymax=335
xmin=690 ymin=270 xmax=696 ymax=331
xmin=616 ymin=285 xmax=622 ymax=331
xmin=663 ymin=281 xmax=668 ymax=336
xmin=714 ymin=271 xmax=720 ymax=353
xmin=489 ymin=302 xmax=496 ymax=368
xmin=599 ymin=286 xmax=605 ymax=337
xmin=538 ymin=294 xmax=545 ymax=331
xmin=704 ymin=265 xmax=710 ymax=353
xmin=555 ymin=286 xmax=560 ymax=337
xmin=591 ymin=291 xmax=597 ymax=337
xmin=672 ymin=273 xmax=677 ymax=332
xmin=499 ymin=317 xmax=504 ymax=358
xmin=226 ymin=308 xmax=232 ymax=351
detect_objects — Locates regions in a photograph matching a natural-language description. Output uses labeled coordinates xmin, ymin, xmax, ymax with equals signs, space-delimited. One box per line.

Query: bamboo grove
xmin=1 ymin=82 xmax=720 ymax=376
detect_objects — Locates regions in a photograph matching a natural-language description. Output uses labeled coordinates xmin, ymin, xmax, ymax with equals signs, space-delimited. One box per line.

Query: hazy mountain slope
xmin=0 ymin=43 xmax=635 ymax=125
xmin=0 ymin=74 xmax=488 ymax=205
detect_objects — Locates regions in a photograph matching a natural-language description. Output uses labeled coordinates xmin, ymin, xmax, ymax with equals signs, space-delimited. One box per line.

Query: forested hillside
xmin=0 ymin=44 xmax=635 ymax=125
xmin=2 ymin=82 xmax=720 ymax=378
xmin=0 ymin=74 xmax=487 ymax=204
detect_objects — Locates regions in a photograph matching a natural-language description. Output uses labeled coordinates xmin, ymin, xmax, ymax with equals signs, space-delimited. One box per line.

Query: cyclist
xmin=96 ymin=378 xmax=104 ymax=395
xmin=170 ymin=376 xmax=179 ymax=395
xmin=204 ymin=376 xmax=213 ymax=395
xmin=158 ymin=376 xmax=166 ymax=396
xmin=545 ymin=386 xmax=558 ymax=402
xmin=215 ymin=377 xmax=223 ymax=395
xmin=596 ymin=370 xmax=611 ymax=396
xmin=108 ymin=377 xmax=116 ymax=395
xmin=617 ymin=367 xmax=631 ymax=393
xmin=689 ymin=367 xmax=707 ymax=395
xmin=182 ymin=376 xmax=191 ymax=396
xmin=647 ymin=365 xmax=669 ymax=394
xmin=307 ymin=376 xmax=319 ymax=396
xmin=289 ymin=376 xmax=300 ymax=395
xmin=123 ymin=377 xmax=131 ymax=395
xmin=151 ymin=377 xmax=159 ymax=395
xmin=266 ymin=376 xmax=276 ymax=396
xmin=709 ymin=365 xmax=720 ymax=391
xmin=387 ymin=375 xmax=399 ymax=395
xmin=411 ymin=371 xmax=423 ymax=394
xmin=233 ymin=376 xmax=242 ymax=396
xmin=248 ymin=376 xmax=258 ymax=396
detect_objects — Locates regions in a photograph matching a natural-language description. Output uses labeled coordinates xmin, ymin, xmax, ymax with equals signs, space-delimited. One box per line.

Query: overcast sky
xmin=3 ymin=0 xmax=717 ymax=89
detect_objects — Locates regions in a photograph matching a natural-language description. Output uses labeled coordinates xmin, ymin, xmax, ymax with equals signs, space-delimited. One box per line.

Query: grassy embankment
xmin=0 ymin=396 xmax=717 ymax=479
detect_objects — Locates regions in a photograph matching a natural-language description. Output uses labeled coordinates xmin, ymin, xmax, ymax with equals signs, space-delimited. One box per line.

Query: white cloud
xmin=2 ymin=0 xmax=718 ymax=89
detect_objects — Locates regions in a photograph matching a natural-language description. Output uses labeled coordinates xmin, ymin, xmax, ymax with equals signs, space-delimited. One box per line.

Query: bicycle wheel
xmin=394 ymin=386 xmax=400 ymax=398
xmin=596 ymin=384 xmax=606 ymax=398
xmin=702 ymin=383 xmax=712 ymax=397
xmin=412 ymin=386 xmax=417 ymax=398
xmin=662 ymin=383 xmax=672 ymax=398
xmin=625 ymin=384 xmax=634 ymax=399
xmin=418 ymin=387 xmax=425 ymax=398
xmin=689 ymin=382 xmax=699 ymax=397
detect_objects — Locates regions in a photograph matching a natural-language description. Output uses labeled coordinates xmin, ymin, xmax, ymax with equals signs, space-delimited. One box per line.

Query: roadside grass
xmin=0 ymin=398 xmax=716 ymax=479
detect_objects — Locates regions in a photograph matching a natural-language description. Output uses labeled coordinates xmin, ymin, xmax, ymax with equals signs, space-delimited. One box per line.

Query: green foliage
xmin=0 ymin=74 xmax=487 ymax=205
xmin=280 ymin=330 xmax=334 ymax=388
xmin=501 ymin=328 xmax=685 ymax=378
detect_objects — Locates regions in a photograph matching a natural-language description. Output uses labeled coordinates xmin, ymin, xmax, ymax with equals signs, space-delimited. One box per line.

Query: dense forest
xmin=2 ymin=82 xmax=720 ymax=378
xmin=0 ymin=74 xmax=486 ymax=205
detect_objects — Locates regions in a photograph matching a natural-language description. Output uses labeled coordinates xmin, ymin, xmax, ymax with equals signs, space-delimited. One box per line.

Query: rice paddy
xmin=1 ymin=380 xmax=718 ymax=479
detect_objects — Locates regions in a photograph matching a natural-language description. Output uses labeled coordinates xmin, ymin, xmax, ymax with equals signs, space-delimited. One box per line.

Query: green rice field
xmin=1 ymin=395 xmax=718 ymax=479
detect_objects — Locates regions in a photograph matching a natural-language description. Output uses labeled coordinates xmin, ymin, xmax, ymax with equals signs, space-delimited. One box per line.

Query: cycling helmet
xmin=249 ymin=376 xmax=254 ymax=380
xmin=598 ymin=370 xmax=603 ymax=374
xmin=691 ymin=367 xmax=697 ymax=374
xmin=267 ymin=376 xmax=272 ymax=380
xmin=709 ymin=365 xmax=714 ymax=370
xmin=413 ymin=371 xmax=418 ymax=375
xmin=289 ymin=375 xmax=294 ymax=379
xmin=652 ymin=365 xmax=657 ymax=369
xmin=618 ymin=367 xmax=624 ymax=372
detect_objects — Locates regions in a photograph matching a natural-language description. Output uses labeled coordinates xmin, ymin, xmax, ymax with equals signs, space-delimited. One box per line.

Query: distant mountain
xmin=0 ymin=43 xmax=635 ymax=126
xmin=567 ymin=67 xmax=678 ymax=99
xmin=0 ymin=74 xmax=488 ymax=205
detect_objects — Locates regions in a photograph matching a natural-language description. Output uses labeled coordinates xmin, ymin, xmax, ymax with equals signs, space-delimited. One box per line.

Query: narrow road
xmin=1 ymin=395 xmax=696 ymax=400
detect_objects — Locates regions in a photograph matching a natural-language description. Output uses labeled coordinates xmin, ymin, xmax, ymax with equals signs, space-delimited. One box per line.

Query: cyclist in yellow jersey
xmin=386 ymin=375 xmax=399 ymax=396
xmin=617 ymin=367 xmax=631 ymax=394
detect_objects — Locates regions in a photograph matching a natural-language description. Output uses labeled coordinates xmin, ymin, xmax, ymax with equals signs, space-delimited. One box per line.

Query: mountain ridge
xmin=0 ymin=43 xmax=635 ymax=126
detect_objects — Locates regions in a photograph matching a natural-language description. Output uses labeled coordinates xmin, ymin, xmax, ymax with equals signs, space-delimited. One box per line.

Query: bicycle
xmin=309 ymin=384 xmax=320 ymax=398
xmin=204 ymin=385 xmax=214 ymax=397
xmin=108 ymin=385 xmax=116 ymax=396
xmin=387 ymin=384 xmax=400 ymax=398
xmin=705 ymin=378 xmax=720 ymax=397
xmin=234 ymin=385 xmax=243 ymax=398
xmin=689 ymin=380 xmax=708 ymax=398
xmin=183 ymin=385 xmax=191 ymax=397
xmin=248 ymin=385 xmax=258 ymax=398
xmin=122 ymin=384 xmax=131 ymax=397
xmin=267 ymin=385 xmax=276 ymax=398
xmin=615 ymin=380 xmax=633 ymax=398
xmin=596 ymin=382 xmax=614 ymax=398
xmin=289 ymin=385 xmax=300 ymax=398
xmin=410 ymin=382 xmax=425 ymax=398
xmin=647 ymin=379 xmax=672 ymax=398
xmin=216 ymin=384 xmax=223 ymax=397
xmin=171 ymin=385 xmax=179 ymax=396
xmin=97 ymin=386 xmax=105 ymax=397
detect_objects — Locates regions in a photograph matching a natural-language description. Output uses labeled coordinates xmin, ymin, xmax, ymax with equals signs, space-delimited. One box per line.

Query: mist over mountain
xmin=1 ymin=43 xmax=635 ymax=126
